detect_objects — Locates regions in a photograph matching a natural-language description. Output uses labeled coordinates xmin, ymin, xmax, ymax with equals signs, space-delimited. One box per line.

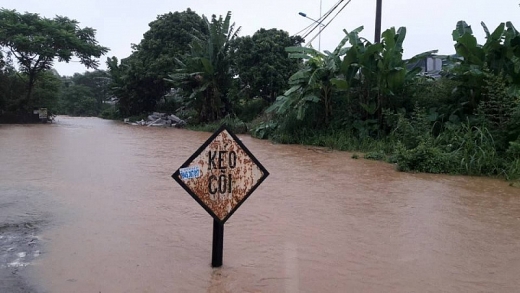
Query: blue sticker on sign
xmin=179 ymin=166 xmax=201 ymax=180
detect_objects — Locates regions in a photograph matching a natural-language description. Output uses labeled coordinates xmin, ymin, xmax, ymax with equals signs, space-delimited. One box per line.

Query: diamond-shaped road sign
xmin=172 ymin=126 xmax=269 ymax=224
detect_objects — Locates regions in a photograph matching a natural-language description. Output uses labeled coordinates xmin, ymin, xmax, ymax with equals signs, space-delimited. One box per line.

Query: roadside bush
xmin=235 ymin=98 xmax=268 ymax=123
xmin=176 ymin=108 xmax=199 ymax=125
xmin=394 ymin=139 xmax=455 ymax=173
xmin=384 ymin=101 xmax=506 ymax=175
xmin=387 ymin=106 xmax=432 ymax=149
xmin=406 ymin=77 xmax=461 ymax=115
xmin=251 ymin=120 xmax=278 ymax=139
xmin=476 ymin=74 xmax=519 ymax=151
xmin=505 ymin=140 xmax=520 ymax=180
xmin=364 ymin=151 xmax=386 ymax=161
xmin=220 ymin=115 xmax=248 ymax=134
xmin=99 ymin=104 xmax=120 ymax=120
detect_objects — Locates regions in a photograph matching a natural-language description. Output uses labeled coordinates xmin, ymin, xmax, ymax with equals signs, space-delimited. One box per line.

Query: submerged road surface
xmin=1 ymin=117 xmax=519 ymax=292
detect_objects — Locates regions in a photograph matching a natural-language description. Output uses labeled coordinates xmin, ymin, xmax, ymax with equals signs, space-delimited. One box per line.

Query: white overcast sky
xmin=1 ymin=0 xmax=519 ymax=76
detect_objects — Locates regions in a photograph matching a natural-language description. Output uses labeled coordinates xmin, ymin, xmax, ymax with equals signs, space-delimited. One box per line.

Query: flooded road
xmin=1 ymin=117 xmax=519 ymax=292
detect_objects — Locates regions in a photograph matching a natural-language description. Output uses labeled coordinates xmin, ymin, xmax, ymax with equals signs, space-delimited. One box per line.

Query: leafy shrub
xmin=476 ymin=74 xmax=519 ymax=151
xmin=507 ymin=140 xmax=520 ymax=158
xmin=406 ymin=77 xmax=461 ymax=116
xmin=99 ymin=105 xmax=120 ymax=120
xmin=392 ymin=117 xmax=508 ymax=176
xmin=364 ymin=151 xmax=385 ymax=161
xmin=236 ymin=98 xmax=268 ymax=123
xmin=220 ymin=115 xmax=248 ymax=134
xmin=251 ymin=121 xmax=278 ymax=139
xmin=505 ymin=139 xmax=520 ymax=180
xmin=394 ymin=140 xmax=455 ymax=173
xmin=387 ymin=106 xmax=433 ymax=149
xmin=176 ymin=108 xmax=199 ymax=125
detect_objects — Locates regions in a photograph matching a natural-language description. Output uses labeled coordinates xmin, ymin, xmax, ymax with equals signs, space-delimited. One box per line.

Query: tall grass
xmin=267 ymin=107 xmax=520 ymax=179
xmin=392 ymin=115 xmax=519 ymax=178
xmin=250 ymin=113 xmax=520 ymax=180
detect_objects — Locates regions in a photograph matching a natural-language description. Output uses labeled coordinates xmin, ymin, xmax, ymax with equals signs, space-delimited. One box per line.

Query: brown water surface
xmin=1 ymin=117 xmax=519 ymax=292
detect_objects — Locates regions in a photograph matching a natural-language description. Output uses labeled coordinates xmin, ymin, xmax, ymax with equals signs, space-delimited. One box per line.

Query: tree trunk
xmin=322 ymin=87 xmax=331 ymax=125
xmin=23 ymin=72 xmax=36 ymax=112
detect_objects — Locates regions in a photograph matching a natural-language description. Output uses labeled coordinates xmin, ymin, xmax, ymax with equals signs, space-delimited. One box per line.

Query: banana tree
xmin=453 ymin=20 xmax=520 ymax=79
xmin=448 ymin=20 xmax=520 ymax=113
xmin=270 ymin=25 xmax=435 ymax=128
xmin=167 ymin=12 xmax=240 ymax=122
xmin=268 ymin=34 xmax=351 ymax=125
xmin=339 ymin=26 xmax=436 ymax=124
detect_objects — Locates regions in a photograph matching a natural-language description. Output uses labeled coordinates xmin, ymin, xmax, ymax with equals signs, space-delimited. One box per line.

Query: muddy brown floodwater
xmin=1 ymin=117 xmax=519 ymax=293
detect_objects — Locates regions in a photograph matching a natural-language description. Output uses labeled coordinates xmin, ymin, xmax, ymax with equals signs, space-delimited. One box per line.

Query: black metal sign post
xmin=172 ymin=126 xmax=269 ymax=268
xmin=212 ymin=219 xmax=224 ymax=267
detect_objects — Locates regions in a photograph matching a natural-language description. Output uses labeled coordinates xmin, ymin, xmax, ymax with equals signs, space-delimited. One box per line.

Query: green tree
xmin=0 ymin=9 xmax=108 ymax=111
xmin=58 ymin=84 xmax=97 ymax=116
xmin=107 ymin=9 xmax=207 ymax=116
xmin=69 ymin=70 xmax=110 ymax=112
xmin=0 ymin=53 xmax=26 ymax=112
xmin=32 ymin=70 xmax=61 ymax=112
xmin=230 ymin=29 xmax=304 ymax=103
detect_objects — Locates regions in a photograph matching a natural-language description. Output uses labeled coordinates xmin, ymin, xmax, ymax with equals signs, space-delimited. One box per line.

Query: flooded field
xmin=1 ymin=117 xmax=519 ymax=292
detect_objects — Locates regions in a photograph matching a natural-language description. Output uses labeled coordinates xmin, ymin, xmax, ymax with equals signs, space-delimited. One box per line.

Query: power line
xmin=294 ymin=22 xmax=316 ymax=37
xmin=306 ymin=0 xmax=354 ymax=46
xmin=301 ymin=0 xmax=345 ymax=40
xmin=293 ymin=0 xmax=343 ymax=38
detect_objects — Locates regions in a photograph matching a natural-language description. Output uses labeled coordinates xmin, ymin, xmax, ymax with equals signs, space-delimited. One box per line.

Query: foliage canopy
xmin=0 ymin=9 xmax=108 ymax=111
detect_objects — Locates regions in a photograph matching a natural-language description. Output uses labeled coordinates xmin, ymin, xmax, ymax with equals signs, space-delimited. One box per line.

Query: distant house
xmin=407 ymin=56 xmax=444 ymax=78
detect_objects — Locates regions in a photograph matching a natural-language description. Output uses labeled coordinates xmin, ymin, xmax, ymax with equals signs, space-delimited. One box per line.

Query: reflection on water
xmin=1 ymin=117 xmax=519 ymax=292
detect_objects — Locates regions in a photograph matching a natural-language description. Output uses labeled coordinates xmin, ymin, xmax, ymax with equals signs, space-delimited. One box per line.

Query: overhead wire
xmin=301 ymin=0 xmax=345 ymax=40
xmin=292 ymin=0 xmax=343 ymax=38
xmin=305 ymin=0 xmax=353 ymax=46
xmin=294 ymin=22 xmax=316 ymax=38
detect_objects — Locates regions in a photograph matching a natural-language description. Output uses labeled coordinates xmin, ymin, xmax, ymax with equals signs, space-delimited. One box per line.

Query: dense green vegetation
xmin=252 ymin=21 xmax=520 ymax=180
xmin=58 ymin=70 xmax=112 ymax=117
xmin=106 ymin=10 xmax=304 ymax=124
xmin=1 ymin=6 xmax=519 ymax=181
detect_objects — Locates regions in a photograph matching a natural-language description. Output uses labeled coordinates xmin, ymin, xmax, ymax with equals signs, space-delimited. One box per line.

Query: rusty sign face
xmin=172 ymin=126 xmax=269 ymax=224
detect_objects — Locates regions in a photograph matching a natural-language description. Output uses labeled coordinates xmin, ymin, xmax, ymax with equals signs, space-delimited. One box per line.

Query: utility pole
xmin=374 ymin=0 xmax=382 ymax=43
xmin=319 ymin=0 xmax=322 ymax=51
